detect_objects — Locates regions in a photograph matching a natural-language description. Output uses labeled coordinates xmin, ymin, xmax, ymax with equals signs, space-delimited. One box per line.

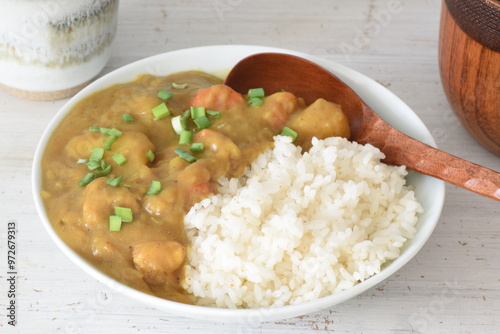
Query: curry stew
xmin=41 ymin=71 xmax=350 ymax=303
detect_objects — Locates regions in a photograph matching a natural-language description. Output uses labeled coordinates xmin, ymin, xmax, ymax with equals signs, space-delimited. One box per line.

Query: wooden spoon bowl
xmin=224 ymin=52 xmax=500 ymax=201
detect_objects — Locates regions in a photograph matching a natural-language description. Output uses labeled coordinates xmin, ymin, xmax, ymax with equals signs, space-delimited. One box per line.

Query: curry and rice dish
xmin=41 ymin=70 xmax=421 ymax=308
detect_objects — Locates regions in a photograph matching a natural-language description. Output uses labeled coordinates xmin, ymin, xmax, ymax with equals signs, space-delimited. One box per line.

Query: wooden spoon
xmin=224 ymin=52 xmax=500 ymax=201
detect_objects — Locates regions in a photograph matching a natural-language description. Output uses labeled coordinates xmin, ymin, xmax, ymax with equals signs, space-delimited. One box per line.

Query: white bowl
xmin=32 ymin=45 xmax=445 ymax=323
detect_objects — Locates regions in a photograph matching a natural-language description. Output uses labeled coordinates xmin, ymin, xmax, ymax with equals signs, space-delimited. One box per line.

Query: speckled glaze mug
xmin=0 ymin=0 xmax=119 ymax=100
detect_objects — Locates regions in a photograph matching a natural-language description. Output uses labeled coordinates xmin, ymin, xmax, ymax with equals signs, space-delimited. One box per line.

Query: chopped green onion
xmin=89 ymin=147 xmax=105 ymax=162
xmin=151 ymin=103 xmax=170 ymax=120
xmin=89 ymin=126 xmax=111 ymax=134
xmin=86 ymin=160 xmax=101 ymax=171
xmin=78 ymin=172 xmax=96 ymax=187
xmin=94 ymin=164 xmax=112 ymax=177
xmin=179 ymin=130 xmax=193 ymax=145
xmin=103 ymin=135 xmax=118 ymax=150
xmin=247 ymin=97 xmax=264 ymax=106
xmin=109 ymin=215 xmax=122 ymax=232
xmin=247 ymin=88 xmax=265 ymax=98
xmin=171 ymin=115 xmax=188 ymax=135
xmin=76 ymin=158 xmax=88 ymax=164
xmin=146 ymin=149 xmax=155 ymax=163
xmin=190 ymin=142 xmax=204 ymax=152
xmin=106 ymin=176 xmax=123 ymax=187
xmin=175 ymin=148 xmax=197 ymax=163
xmin=107 ymin=128 xmax=123 ymax=138
xmin=157 ymin=89 xmax=173 ymax=101
xmin=190 ymin=106 xmax=206 ymax=119
xmin=172 ymin=82 xmax=188 ymax=89
xmin=146 ymin=180 xmax=162 ymax=195
xmin=194 ymin=116 xmax=211 ymax=130
xmin=100 ymin=159 xmax=107 ymax=170
xmin=206 ymin=110 xmax=222 ymax=119
xmin=280 ymin=126 xmax=298 ymax=142
xmin=182 ymin=109 xmax=191 ymax=119
xmin=121 ymin=113 xmax=134 ymax=122
xmin=112 ymin=152 xmax=127 ymax=166
xmin=114 ymin=206 xmax=133 ymax=223
xmin=77 ymin=149 xmax=114 ymax=186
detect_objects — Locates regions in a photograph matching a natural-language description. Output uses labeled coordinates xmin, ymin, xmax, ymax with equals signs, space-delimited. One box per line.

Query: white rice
xmin=182 ymin=136 xmax=423 ymax=308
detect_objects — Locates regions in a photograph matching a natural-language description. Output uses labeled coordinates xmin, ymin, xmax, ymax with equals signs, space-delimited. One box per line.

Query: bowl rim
xmin=32 ymin=44 xmax=445 ymax=323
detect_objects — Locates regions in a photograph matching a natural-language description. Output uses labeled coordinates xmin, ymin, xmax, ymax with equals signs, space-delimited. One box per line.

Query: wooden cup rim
xmin=444 ymin=0 xmax=500 ymax=51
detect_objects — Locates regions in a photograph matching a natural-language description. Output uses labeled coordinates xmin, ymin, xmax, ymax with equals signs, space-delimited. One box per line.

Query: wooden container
xmin=438 ymin=0 xmax=500 ymax=156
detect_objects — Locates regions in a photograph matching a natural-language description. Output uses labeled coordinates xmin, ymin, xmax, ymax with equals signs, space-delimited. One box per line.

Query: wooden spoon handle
xmin=364 ymin=116 xmax=500 ymax=201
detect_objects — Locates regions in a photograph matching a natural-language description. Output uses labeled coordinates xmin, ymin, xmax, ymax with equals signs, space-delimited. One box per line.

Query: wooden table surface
xmin=1 ymin=1 xmax=499 ymax=333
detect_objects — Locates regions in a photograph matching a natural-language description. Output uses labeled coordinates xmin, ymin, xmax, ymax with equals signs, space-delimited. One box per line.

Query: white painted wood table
xmin=1 ymin=0 xmax=499 ymax=333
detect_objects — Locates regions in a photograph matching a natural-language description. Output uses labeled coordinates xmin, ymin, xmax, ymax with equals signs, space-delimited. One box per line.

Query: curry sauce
xmin=41 ymin=71 xmax=350 ymax=303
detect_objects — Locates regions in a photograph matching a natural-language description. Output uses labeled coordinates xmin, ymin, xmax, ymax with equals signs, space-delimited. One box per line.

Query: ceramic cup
xmin=438 ymin=0 xmax=500 ymax=156
xmin=0 ymin=0 xmax=119 ymax=100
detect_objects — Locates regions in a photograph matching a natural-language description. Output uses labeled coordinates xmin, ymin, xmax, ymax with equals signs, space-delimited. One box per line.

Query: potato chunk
xmin=194 ymin=129 xmax=242 ymax=177
xmin=132 ymin=240 xmax=186 ymax=285
xmin=82 ymin=178 xmax=140 ymax=228
xmin=65 ymin=132 xmax=104 ymax=162
xmin=109 ymin=131 xmax=155 ymax=166
xmin=287 ymin=98 xmax=350 ymax=150
xmin=143 ymin=185 xmax=178 ymax=216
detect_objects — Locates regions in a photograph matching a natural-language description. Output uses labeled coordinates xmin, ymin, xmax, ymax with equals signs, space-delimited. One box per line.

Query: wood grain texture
xmin=1 ymin=1 xmax=499 ymax=333
xmin=439 ymin=1 xmax=500 ymax=156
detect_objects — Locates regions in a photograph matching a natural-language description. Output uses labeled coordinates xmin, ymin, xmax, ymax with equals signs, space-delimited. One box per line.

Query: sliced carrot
xmin=189 ymin=182 xmax=214 ymax=197
xmin=261 ymin=92 xmax=299 ymax=130
xmin=177 ymin=164 xmax=215 ymax=209
xmin=190 ymin=84 xmax=245 ymax=111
